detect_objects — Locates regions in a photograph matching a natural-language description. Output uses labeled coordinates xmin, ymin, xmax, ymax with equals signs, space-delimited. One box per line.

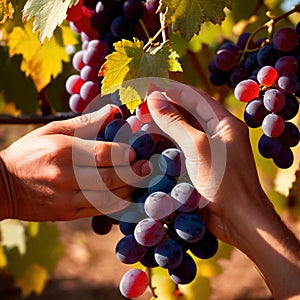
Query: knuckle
xmin=99 ymin=169 xmax=113 ymax=189
xmin=93 ymin=143 xmax=111 ymax=164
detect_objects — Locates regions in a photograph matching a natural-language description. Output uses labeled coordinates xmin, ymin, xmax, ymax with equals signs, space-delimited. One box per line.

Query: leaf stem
xmin=143 ymin=23 xmax=168 ymax=51
xmin=139 ymin=18 xmax=150 ymax=40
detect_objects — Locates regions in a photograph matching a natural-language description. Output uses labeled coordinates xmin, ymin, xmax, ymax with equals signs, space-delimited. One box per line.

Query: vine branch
xmin=0 ymin=112 xmax=78 ymax=124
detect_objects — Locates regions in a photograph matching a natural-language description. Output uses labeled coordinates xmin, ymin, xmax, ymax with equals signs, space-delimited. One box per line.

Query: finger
xmin=73 ymin=139 xmax=136 ymax=167
xmin=147 ymin=91 xmax=209 ymax=159
xmin=44 ymin=104 xmax=122 ymax=138
xmin=165 ymin=82 xmax=232 ymax=135
xmin=73 ymin=186 xmax=135 ymax=215
xmin=73 ymin=159 xmax=152 ymax=191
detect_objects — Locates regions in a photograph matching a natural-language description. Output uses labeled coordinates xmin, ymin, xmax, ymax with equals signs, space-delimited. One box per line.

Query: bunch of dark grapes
xmin=90 ymin=99 xmax=219 ymax=299
xmin=210 ymin=23 xmax=300 ymax=168
xmin=65 ymin=0 xmax=161 ymax=114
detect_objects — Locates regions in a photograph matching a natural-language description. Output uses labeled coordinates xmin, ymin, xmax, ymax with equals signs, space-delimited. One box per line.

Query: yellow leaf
xmin=16 ymin=263 xmax=47 ymax=298
xmin=0 ymin=246 xmax=7 ymax=268
xmin=7 ymin=20 xmax=72 ymax=91
xmin=0 ymin=0 xmax=14 ymax=24
xmin=119 ymin=86 xmax=143 ymax=113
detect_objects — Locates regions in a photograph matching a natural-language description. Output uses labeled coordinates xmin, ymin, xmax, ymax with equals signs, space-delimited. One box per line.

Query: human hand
xmin=0 ymin=104 xmax=151 ymax=222
xmin=147 ymin=82 xmax=272 ymax=248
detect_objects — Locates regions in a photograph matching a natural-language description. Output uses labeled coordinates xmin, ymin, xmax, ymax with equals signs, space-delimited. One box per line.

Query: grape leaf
xmin=0 ymin=0 xmax=14 ymax=23
xmin=0 ymin=246 xmax=7 ymax=268
xmin=7 ymin=20 xmax=77 ymax=91
xmin=99 ymin=38 xmax=182 ymax=110
xmin=0 ymin=220 xmax=26 ymax=255
xmin=22 ymin=0 xmax=77 ymax=43
xmin=4 ymin=222 xmax=64 ymax=297
xmin=16 ymin=263 xmax=47 ymax=298
xmin=159 ymin=0 xmax=232 ymax=41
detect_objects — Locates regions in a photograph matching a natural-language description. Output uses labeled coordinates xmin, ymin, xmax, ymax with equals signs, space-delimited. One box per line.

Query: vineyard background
xmin=0 ymin=0 xmax=300 ymax=299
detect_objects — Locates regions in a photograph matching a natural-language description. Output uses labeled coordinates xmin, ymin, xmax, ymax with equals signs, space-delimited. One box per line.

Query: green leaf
xmin=100 ymin=38 xmax=181 ymax=111
xmin=22 ymin=0 xmax=77 ymax=43
xmin=16 ymin=263 xmax=48 ymax=298
xmin=159 ymin=0 xmax=232 ymax=41
xmin=0 ymin=0 xmax=14 ymax=23
xmin=4 ymin=222 xmax=64 ymax=296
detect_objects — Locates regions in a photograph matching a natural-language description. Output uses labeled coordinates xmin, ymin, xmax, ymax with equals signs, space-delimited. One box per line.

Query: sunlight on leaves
xmin=0 ymin=0 xmax=14 ymax=24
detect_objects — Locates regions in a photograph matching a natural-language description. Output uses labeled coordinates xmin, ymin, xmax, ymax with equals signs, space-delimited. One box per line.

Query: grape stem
xmin=147 ymin=268 xmax=158 ymax=298
xmin=239 ymin=3 xmax=300 ymax=62
xmin=143 ymin=22 xmax=168 ymax=51
xmin=139 ymin=18 xmax=150 ymax=40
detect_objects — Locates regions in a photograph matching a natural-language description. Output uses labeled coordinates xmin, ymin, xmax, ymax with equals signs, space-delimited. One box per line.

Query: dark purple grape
xmin=91 ymin=215 xmax=114 ymax=235
xmin=122 ymin=0 xmax=144 ymax=20
xmin=110 ymin=16 xmax=135 ymax=39
xmin=104 ymin=118 xmax=132 ymax=143
xmin=280 ymin=122 xmax=300 ymax=148
xmin=273 ymin=147 xmax=294 ymax=169
xmin=244 ymin=98 xmax=269 ymax=128
xmin=275 ymin=56 xmax=298 ymax=75
xmin=273 ymin=27 xmax=298 ymax=52
xmin=258 ymin=134 xmax=282 ymax=158
xmin=278 ymin=94 xmax=299 ymax=120
xmin=257 ymin=44 xmax=279 ymax=66
xmin=214 ymin=49 xmax=237 ymax=71
xmin=276 ymin=75 xmax=299 ymax=95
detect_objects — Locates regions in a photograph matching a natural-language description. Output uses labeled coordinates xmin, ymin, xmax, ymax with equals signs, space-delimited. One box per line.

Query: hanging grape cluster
xmin=90 ymin=99 xmax=219 ymax=299
xmin=65 ymin=0 xmax=161 ymax=113
xmin=210 ymin=23 xmax=300 ymax=168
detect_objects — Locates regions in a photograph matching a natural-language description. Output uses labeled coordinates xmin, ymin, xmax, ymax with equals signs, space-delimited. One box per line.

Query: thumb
xmin=44 ymin=104 xmax=122 ymax=138
xmin=147 ymin=91 xmax=207 ymax=159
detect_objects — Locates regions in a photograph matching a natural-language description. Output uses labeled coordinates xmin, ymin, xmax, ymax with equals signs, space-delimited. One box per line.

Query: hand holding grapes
xmin=0 ymin=104 xmax=151 ymax=222
xmin=147 ymin=82 xmax=300 ymax=299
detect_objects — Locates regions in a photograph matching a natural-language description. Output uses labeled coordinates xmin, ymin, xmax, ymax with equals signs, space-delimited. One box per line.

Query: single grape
xmin=144 ymin=191 xmax=176 ymax=220
xmin=69 ymin=94 xmax=86 ymax=113
xmin=262 ymin=114 xmax=285 ymax=138
xmin=158 ymin=148 xmax=185 ymax=177
xmin=244 ymin=98 xmax=269 ymax=128
xmin=214 ymin=49 xmax=237 ymax=71
xmin=168 ymin=253 xmax=197 ymax=285
xmin=273 ymin=27 xmax=298 ymax=52
xmin=189 ymin=229 xmax=219 ymax=259
xmin=134 ymin=218 xmax=164 ymax=247
xmin=111 ymin=15 xmax=135 ymax=39
xmin=174 ymin=212 xmax=206 ymax=243
xmin=258 ymin=134 xmax=282 ymax=158
xmin=80 ymin=81 xmax=100 ymax=102
xmin=276 ymin=75 xmax=299 ymax=95
xmin=257 ymin=66 xmax=278 ymax=86
xmin=104 ymin=118 xmax=132 ymax=143
xmin=275 ymin=56 xmax=298 ymax=75
xmin=115 ymin=234 xmax=146 ymax=264
xmin=171 ymin=182 xmax=200 ymax=212
xmin=80 ymin=65 xmax=99 ymax=82
xmin=65 ymin=74 xmax=84 ymax=94
xmin=236 ymin=32 xmax=255 ymax=50
xmin=280 ymin=122 xmax=300 ymax=148
xmin=273 ymin=147 xmax=294 ymax=169
xmin=278 ymin=94 xmax=299 ymax=120
xmin=129 ymin=130 xmax=156 ymax=159
xmin=119 ymin=268 xmax=149 ymax=298
xmin=72 ymin=50 xmax=85 ymax=71
xmin=145 ymin=0 xmax=160 ymax=13
xmin=257 ymin=44 xmax=279 ymax=66
xmin=119 ymin=211 xmax=144 ymax=235
xmin=66 ymin=3 xmax=83 ymax=22
xmin=122 ymin=0 xmax=144 ymax=20
xmin=154 ymin=237 xmax=184 ymax=269
xmin=91 ymin=215 xmax=114 ymax=235
xmin=263 ymin=89 xmax=285 ymax=113
xmin=234 ymin=79 xmax=260 ymax=102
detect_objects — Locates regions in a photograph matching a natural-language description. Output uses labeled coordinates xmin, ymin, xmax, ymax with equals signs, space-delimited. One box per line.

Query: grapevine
xmin=0 ymin=0 xmax=300 ymax=299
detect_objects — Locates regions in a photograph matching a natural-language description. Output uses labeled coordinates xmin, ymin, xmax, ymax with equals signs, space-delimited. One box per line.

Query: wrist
xmin=0 ymin=150 xmax=13 ymax=220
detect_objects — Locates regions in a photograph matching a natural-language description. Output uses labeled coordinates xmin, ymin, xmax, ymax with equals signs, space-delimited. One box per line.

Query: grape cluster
xmin=91 ymin=99 xmax=219 ymax=298
xmin=65 ymin=0 xmax=161 ymax=113
xmin=210 ymin=24 xmax=300 ymax=168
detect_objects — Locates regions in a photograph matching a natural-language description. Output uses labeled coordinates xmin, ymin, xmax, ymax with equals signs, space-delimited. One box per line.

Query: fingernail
xmin=148 ymin=91 xmax=170 ymax=111
xmin=141 ymin=161 xmax=152 ymax=176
